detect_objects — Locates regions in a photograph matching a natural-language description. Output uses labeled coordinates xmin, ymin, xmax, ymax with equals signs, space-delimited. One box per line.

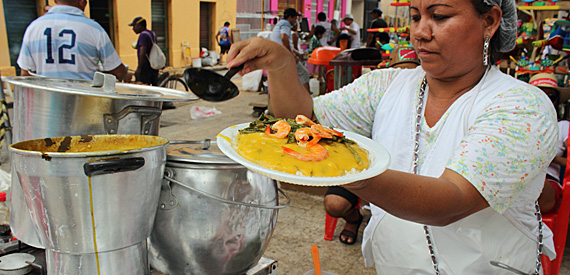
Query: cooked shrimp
xmin=310 ymin=124 xmax=343 ymax=137
xmin=282 ymin=144 xmax=329 ymax=161
xmin=296 ymin=115 xmax=343 ymax=137
xmin=295 ymin=128 xmax=324 ymax=147
xmin=265 ymin=120 xmax=291 ymax=138
xmin=295 ymin=115 xmax=317 ymax=126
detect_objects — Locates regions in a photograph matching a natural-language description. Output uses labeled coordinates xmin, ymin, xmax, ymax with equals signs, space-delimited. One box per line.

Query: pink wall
xmin=317 ymin=0 xmax=323 ymax=14
xmin=328 ymin=0 xmax=334 ymax=21
xmin=270 ymin=0 xmax=278 ymax=14
xmin=304 ymin=2 xmax=312 ymax=26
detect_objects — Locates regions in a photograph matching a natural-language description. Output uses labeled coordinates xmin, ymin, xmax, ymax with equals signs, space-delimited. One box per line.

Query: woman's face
xmin=410 ymin=0 xmax=487 ymax=79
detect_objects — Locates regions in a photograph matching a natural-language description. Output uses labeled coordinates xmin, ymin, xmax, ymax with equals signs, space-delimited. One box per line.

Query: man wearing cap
xmin=270 ymin=8 xmax=310 ymax=93
xmin=366 ymin=8 xmax=389 ymax=48
xmin=130 ymin=17 xmax=159 ymax=86
xmin=17 ymin=0 xmax=130 ymax=81
xmin=339 ymin=14 xmax=360 ymax=49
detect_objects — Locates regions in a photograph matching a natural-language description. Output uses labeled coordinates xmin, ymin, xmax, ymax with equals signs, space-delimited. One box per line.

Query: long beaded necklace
xmin=414 ymin=77 xmax=543 ymax=275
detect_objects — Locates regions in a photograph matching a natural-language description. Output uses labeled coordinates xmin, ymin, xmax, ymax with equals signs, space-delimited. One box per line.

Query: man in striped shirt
xmin=17 ymin=0 xmax=131 ymax=82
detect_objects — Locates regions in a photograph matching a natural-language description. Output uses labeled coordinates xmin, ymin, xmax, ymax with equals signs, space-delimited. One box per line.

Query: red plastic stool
xmin=541 ymin=130 xmax=570 ymax=275
xmin=541 ymin=170 xmax=570 ymax=275
xmin=324 ymin=198 xmax=361 ymax=241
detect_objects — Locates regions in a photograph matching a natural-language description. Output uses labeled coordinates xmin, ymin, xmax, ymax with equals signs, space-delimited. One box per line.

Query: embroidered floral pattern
xmin=447 ymin=88 xmax=557 ymax=213
xmin=314 ymin=69 xmax=557 ymax=214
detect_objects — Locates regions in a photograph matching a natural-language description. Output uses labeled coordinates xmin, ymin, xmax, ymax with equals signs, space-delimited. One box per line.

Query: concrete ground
xmin=157 ymin=68 xmax=570 ymax=275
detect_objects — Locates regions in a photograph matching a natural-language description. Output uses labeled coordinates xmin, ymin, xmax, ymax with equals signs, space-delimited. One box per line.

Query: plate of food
xmin=217 ymin=114 xmax=391 ymax=186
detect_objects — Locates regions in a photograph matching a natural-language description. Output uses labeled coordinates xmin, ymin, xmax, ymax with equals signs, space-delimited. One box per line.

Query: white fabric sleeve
xmin=16 ymin=28 xmax=36 ymax=73
xmin=97 ymin=32 xmax=122 ymax=72
xmin=446 ymin=88 xmax=558 ymax=213
xmin=313 ymin=68 xmax=401 ymax=138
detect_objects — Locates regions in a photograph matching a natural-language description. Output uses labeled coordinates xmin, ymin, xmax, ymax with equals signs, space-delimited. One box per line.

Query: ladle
xmin=183 ymin=64 xmax=244 ymax=102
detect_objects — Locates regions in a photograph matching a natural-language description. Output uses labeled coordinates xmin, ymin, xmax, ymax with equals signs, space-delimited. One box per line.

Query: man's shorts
xmin=296 ymin=61 xmax=310 ymax=85
xmin=220 ymin=43 xmax=231 ymax=54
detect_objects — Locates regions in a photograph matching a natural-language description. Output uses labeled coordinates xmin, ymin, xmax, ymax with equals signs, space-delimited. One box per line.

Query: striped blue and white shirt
xmin=17 ymin=5 xmax=122 ymax=80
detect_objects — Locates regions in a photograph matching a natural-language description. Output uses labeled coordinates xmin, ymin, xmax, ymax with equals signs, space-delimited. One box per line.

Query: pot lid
xmin=167 ymin=139 xmax=237 ymax=164
xmin=4 ymin=72 xmax=199 ymax=102
xmin=0 ymin=253 xmax=35 ymax=271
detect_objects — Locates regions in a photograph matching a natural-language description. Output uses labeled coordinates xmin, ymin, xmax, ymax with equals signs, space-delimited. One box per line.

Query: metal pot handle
xmin=84 ymin=157 xmax=145 ymax=177
xmin=163 ymin=175 xmax=291 ymax=210
xmin=104 ymin=106 xmax=162 ymax=135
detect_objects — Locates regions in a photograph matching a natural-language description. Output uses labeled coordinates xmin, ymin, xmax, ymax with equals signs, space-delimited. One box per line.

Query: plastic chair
xmin=324 ymin=198 xmax=361 ymax=241
xmin=541 ymin=141 xmax=570 ymax=275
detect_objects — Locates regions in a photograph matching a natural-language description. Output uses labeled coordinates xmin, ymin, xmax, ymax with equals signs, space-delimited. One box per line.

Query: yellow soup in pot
xmin=235 ymin=132 xmax=369 ymax=177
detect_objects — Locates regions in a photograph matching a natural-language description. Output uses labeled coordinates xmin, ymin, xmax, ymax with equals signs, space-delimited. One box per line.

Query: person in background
xmin=18 ymin=0 xmax=130 ymax=81
xmin=532 ymin=73 xmax=568 ymax=214
xmin=270 ymin=8 xmax=310 ymax=94
xmin=338 ymin=14 xmax=360 ymax=49
xmin=43 ymin=5 xmax=52 ymax=15
xmin=308 ymin=25 xmax=326 ymax=54
xmin=227 ymin=0 xmax=558 ymax=273
xmin=366 ymin=8 xmax=389 ymax=48
xmin=307 ymin=12 xmax=340 ymax=47
xmin=291 ymin=21 xmax=303 ymax=60
xmin=216 ymin=22 xmax=232 ymax=64
xmin=129 ymin=17 xmax=159 ymax=86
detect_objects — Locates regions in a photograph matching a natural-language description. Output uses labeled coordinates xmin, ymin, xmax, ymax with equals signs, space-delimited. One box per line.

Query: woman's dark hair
xmin=470 ymin=0 xmax=501 ymax=64
xmin=315 ymin=25 xmax=326 ymax=36
xmin=317 ymin=12 xmax=327 ymax=22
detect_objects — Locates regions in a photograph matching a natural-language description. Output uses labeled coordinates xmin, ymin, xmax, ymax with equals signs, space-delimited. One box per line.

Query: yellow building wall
xmin=0 ymin=0 xmax=237 ymax=76
xmin=114 ymin=0 xmax=152 ymax=68
xmin=114 ymin=0 xmax=236 ymax=69
xmin=0 ymin=0 xmax=13 ymax=76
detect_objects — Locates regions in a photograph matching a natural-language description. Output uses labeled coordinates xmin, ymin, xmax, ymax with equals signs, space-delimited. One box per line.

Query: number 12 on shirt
xmin=43 ymin=28 xmax=76 ymax=65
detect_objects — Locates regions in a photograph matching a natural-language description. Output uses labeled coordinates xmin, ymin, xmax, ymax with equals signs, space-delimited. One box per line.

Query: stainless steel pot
xmin=9 ymin=135 xmax=169 ymax=275
xmin=148 ymin=140 xmax=290 ymax=275
xmin=4 ymin=73 xmax=198 ymax=248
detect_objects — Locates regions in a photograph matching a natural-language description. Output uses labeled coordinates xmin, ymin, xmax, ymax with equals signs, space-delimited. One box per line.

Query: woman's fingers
xmin=227 ymin=37 xmax=296 ymax=75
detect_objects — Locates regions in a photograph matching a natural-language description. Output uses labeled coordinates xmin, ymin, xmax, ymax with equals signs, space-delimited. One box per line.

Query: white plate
xmin=217 ymin=123 xmax=391 ymax=186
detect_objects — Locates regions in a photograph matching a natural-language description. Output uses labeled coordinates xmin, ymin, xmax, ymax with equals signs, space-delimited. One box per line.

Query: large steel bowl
xmin=148 ymin=141 xmax=288 ymax=275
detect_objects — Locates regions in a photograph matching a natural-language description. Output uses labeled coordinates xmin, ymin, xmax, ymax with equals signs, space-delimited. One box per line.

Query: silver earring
xmin=483 ymin=35 xmax=490 ymax=66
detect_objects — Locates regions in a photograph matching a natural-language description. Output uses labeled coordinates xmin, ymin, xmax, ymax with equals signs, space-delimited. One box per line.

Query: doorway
xmin=152 ymin=0 xmax=170 ymax=65
xmin=199 ymin=2 xmax=214 ymax=50
xmin=89 ymin=0 xmax=115 ymax=44
xmin=3 ymin=0 xmax=37 ymax=74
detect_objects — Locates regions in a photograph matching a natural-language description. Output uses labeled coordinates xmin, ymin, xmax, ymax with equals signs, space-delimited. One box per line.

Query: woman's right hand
xmin=226 ymin=37 xmax=297 ymax=75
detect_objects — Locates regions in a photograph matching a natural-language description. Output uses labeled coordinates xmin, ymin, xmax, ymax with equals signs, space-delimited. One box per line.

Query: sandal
xmin=339 ymin=211 xmax=363 ymax=245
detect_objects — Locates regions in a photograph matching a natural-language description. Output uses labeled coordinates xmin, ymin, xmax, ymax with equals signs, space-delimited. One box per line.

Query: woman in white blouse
xmin=227 ymin=0 xmax=558 ymax=273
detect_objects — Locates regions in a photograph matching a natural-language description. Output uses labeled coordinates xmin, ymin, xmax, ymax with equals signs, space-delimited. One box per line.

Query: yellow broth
xmin=235 ymin=132 xmax=369 ymax=177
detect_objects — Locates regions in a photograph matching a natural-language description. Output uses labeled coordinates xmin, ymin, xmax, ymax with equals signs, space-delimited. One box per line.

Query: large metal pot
xmin=148 ymin=140 xmax=290 ymax=275
xmin=4 ymin=73 xmax=197 ymax=248
xmin=9 ymin=135 xmax=169 ymax=275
